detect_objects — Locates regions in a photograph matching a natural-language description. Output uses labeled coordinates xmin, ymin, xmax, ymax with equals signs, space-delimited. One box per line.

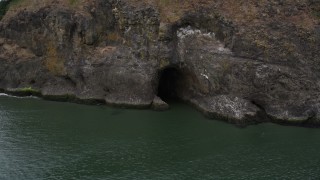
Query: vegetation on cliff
xmin=0 ymin=0 xmax=10 ymax=20
xmin=1 ymin=0 xmax=26 ymax=20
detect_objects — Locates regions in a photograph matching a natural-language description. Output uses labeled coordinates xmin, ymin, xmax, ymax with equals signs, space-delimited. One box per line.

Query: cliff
xmin=0 ymin=0 xmax=319 ymax=126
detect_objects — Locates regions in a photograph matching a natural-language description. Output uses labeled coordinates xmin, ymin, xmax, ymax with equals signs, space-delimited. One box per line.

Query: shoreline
xmin=1 ymin=88 xmax=320 ymax=128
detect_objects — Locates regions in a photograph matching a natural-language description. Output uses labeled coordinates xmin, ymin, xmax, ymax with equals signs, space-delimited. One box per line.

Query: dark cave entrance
xmin=157 ymin=67 xmax=182 ymax=101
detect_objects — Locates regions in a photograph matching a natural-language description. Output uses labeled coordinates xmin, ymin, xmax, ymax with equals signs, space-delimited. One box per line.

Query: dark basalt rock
xmin=0 ymin=0 xmax=319 ymax=127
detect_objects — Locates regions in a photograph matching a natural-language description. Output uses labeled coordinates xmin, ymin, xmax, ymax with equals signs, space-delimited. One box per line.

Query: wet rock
xmin=151 ymin=96 xmax=169 ymax=111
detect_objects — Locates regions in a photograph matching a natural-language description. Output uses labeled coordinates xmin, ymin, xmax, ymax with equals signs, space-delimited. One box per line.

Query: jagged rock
xmin=151 ymin=96 xmax=169 ymax=111
xmin=0 ymin=0 xmax=319 ymax=126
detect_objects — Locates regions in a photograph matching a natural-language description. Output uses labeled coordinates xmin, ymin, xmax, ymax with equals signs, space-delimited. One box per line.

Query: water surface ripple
xmin=0 ymin=96 xmax=320 ymax=179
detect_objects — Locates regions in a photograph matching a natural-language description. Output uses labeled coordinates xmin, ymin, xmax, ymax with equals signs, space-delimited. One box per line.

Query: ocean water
xmin=0 ymin=94 xmax=320 ymax=179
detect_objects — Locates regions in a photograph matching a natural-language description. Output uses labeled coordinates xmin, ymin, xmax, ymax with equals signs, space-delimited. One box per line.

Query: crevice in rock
xmin=157 ymin=67 xmax=182 ymax=102
xmin=63 ymin=76 xmax=77 ymax=87
xmin=250 ymin=100 xmax=271 ymax=123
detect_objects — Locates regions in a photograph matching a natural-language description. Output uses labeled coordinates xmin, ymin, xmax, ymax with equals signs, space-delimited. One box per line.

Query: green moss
xmin=15 ymin=87 xmax=41 ymax=96
xmin=19 ymin=87 xmax=39 ymax=93
xmin=4 ymin=87 xmax=41 ymax=96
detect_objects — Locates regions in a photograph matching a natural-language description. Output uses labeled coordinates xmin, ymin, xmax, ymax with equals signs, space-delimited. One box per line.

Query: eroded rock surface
xmin=191 ymin=95 xmax=261 ymax=125
xmin=0 ymin=0 xmax=319 ymax=126
xmin=151 ymin=96 xmax=169 ymax=111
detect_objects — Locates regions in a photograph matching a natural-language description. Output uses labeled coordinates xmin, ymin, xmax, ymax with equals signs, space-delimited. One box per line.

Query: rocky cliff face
xmin=0 ymin=0 xmax=319 ymax=126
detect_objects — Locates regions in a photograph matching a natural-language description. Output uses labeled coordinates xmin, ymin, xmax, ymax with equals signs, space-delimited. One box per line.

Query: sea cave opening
xmin=157 ymin=67 xmax=182 ymax=102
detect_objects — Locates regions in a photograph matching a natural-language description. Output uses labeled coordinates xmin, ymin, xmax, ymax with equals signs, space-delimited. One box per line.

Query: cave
xmin=157 ymin=67 xmax=182 ymax=101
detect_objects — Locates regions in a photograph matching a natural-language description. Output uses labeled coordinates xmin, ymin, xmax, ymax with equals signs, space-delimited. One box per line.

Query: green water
xmin=1 ymin=95 xmax=320 ymax=179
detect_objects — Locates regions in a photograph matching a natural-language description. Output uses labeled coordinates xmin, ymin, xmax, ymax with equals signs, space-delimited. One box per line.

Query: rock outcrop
xmin=151 ymin=96 xmax=169 ymax=111
xmin=0 ymin=0 xmax=319 ymax=126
